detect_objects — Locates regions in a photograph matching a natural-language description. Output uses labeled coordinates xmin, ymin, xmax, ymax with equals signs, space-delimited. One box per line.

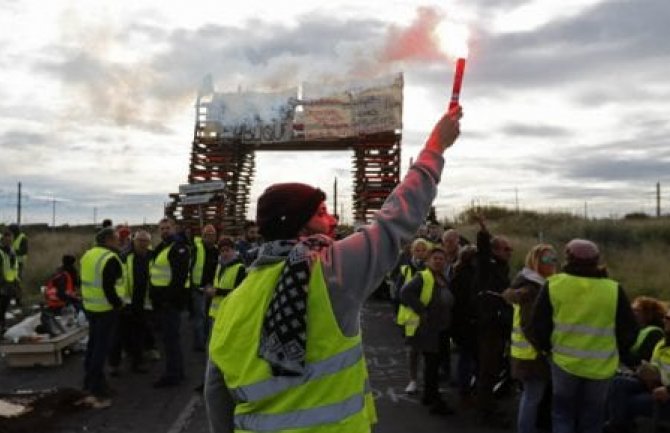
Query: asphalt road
xmin=1 ymin=301 xmax=515 ymax=433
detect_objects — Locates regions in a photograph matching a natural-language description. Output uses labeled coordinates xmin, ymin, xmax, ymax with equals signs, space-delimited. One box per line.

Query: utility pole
xmin=657 ymin=182 xmax=661 ymax=217
xmin=93 ymin=207 xmax=97 ymax=226
xmin=584 ymin=202 xmax=588 ymax=220
xmin=333 ymin=177 xmax=338 ymax=219
xmin=16 ymin=182 xmax=21 ymax=225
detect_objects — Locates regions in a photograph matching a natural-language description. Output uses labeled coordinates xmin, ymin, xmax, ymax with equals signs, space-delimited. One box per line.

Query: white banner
xmin=199 ymin=73 xmax=403 ymax=143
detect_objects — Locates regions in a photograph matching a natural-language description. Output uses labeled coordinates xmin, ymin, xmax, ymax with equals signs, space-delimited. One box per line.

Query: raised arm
xmin=321 ymin=107 xmax=463 ymax=336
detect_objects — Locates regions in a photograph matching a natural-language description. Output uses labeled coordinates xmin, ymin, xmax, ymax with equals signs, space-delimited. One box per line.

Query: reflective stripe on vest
xmin=0 ymin=249 xmax=18 ymax=283
xmin=12 ymin=233 xmax=27 ymax=264
xmin=209 ymin=262 xmax=244 ymax=319
xmin=235 ymin=394 xmax=364 ymax=432
xmin=651 ymin=341 xmax=670 ymax=386
xmin=548 ymin=273 xmax=619 ymax=379
xmin=191 ymin=237 xmax=205 ymax=287
xmin=150 ymin=244 xmax=173 ymax=287
xmin=81 ymin=247 xmax=123 ymax=312
xmin=511 ymin=304 xmax=538 ymax=360
xmin=396 ymin=269 xmax=434 ymax=337
xmin=209 ymin=260 xmax=375 ymax=433
xmin=631 ymin=325 xmax=664 ymax=354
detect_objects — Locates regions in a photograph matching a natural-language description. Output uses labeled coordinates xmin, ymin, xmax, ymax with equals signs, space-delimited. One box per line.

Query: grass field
xmin=9 ymin=210 xmax=670 ymax=305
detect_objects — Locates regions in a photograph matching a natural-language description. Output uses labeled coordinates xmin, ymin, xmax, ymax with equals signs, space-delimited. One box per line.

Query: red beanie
xmin=256 ymin=183 xmax=325 ymax=241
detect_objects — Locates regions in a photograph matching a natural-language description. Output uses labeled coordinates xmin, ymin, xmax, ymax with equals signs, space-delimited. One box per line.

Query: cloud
xmin=501 ymin=122 xmax=571 ymax=138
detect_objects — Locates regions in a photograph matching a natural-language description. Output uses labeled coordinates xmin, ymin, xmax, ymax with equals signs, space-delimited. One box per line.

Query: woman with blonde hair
xmin=502 ymin=243 xmax=558 ymax=433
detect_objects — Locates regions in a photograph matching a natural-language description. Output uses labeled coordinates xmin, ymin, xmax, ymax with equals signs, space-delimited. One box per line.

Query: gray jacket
xmin=205 ymin=148 xmax=445 ymax=432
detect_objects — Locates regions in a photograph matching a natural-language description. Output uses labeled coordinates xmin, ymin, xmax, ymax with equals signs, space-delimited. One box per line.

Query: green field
xmin=8 ymin=209 xmax=670 ymax=305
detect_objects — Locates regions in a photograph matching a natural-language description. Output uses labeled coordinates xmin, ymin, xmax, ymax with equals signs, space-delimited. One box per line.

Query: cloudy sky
xmin=1 ymin=0 xmax=668 ymax=226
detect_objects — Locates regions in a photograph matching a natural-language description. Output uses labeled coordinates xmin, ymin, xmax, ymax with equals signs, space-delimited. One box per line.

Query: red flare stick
xmin=449 ymin=58 xmax=466 ymax=110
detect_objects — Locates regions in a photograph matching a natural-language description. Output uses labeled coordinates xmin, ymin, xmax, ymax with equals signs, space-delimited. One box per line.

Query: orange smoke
xmin=380 ymin=6 xmax=448 ymax=63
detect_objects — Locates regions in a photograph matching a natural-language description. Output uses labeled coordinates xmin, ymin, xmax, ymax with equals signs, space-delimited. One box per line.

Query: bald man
xmin=191 ymin=224 xmax=220 ymax=351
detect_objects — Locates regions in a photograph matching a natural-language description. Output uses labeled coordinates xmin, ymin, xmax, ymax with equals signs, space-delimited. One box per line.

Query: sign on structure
xmin=178 ymin=181 xmax=226 ymax=195
xmin=199 ymin=74 xmax=403 ymax=144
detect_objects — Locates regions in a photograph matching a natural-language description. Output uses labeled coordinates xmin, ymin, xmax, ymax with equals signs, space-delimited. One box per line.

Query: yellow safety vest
xmin=125 ymin=252 xmax=152 ymax=310
xmin=81 ymin=246 xmax=125 ymax=313
xmin=150 ymin=243 xmax=173 ymax=287
xmin=548 ymin=273 xmax=619 ymax=380
xmin=651 ymin=340 xmax=670 ymax=386
xmin=209 ymin=260 xmax=376 ymax=433
xmin=0 ymin=248 xmax=18 ymax=283
xmin=191 ymin=237 xmax=205 ymax=288
xmin=631 ymin=325 xmax=664 ymax=355
xmin=208 ymin=262 xmax=244 ymax=319
xmin=396 ymin=269 xmax=434 ymax=337
xmin=12 ymin=232 xmax=27 ymax=265
xmin=511 ymin=303 xmax=538 ymax=360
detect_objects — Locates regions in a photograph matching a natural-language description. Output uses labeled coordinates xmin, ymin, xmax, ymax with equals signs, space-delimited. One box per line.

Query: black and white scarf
xmin=257 ymin=235 xmax=331 ymax=376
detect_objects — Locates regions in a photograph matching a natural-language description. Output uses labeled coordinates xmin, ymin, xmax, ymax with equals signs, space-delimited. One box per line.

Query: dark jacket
xmin=150 ymin=236 xmax=190 ymax=310
xmin=400 ymin=270 xmax=454 ymax=353
xmin=509 ymin=268 xmax=550 ymax=381
xmin=450 ymin=258 xmax=479 ymax=350
xmin=100 ymin=247 xmax=123 ymax=310
xmin=529 ymin=266 xmax=638 ymax=360
xmin=474 ymin=229 xmax=512 ymax=331
xmin=125 ymin=249 xmax=153 ymax=311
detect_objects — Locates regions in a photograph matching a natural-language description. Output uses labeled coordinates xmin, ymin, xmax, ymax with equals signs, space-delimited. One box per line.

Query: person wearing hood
xmin=501 ymin=244 xmax=558 ymax=433
xmin=204 ymin=106 xmax=462 ymax=433
xmin=529 ymin=239 xmax=638 ymax=433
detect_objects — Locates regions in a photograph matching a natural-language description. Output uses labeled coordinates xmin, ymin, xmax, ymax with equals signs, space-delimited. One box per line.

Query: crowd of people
xmin=388 ymin=219 xmax=670 ymax=433
xmin=2 ymin=106 xmax=669 ymax=433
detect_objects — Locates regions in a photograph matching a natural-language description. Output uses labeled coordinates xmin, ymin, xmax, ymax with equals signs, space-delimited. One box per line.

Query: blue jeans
xmin=191 ymin=291 xmax=207 ymax=351
xmin=608 ymin=375 xmax=670 ymax=428
xmin=158 ymin=306 xmax=184 ymax=381
xmin=457 ymin=346 xmax=476 ymax=396
xmin=551 ymin=362 xmax=611 ymax=433
xmin=84 ymin=310 xmax=118 ymax=396
xmin=518 ymin=378 xmax=548 ymax=433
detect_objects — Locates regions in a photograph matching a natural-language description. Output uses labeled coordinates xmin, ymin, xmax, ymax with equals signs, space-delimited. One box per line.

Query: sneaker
xmin=405 ymin=380 xmax=418 ymax=394
xmin=146 ymin=349 xmax=161 ymax=361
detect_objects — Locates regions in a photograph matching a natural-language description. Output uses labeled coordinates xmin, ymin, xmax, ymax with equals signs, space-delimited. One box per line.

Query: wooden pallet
xmin=0 ymin=326 xmax=88 ymax=367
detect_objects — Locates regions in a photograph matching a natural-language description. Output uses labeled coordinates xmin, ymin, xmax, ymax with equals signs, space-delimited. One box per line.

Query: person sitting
xmin=606 ymin=306 xmax=670 ymax=433
xmin=621 ymin=296 xmax=666 ymax=368
xmin=44 ymin=254 xmax=81 ymax=315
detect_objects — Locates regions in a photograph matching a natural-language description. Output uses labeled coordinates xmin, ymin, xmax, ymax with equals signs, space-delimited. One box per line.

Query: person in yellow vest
xmin=501 ymin=244 xmax=558 ymax=433
xmin=8 ymin=224 xmax=26 ymax=305
xmin=191 ymin=224 xmax=220 ymax=352
xmin=204 ymin=106 xmax=463 ymax=433
xmin=80 ymin=228 xmax=125 ymax=409
xmin=529 ymin=239 xmax=638 ymax=433
xmin=392 ymin=237 xmax=429 ymax=394
xmin=622 ymin=296 xmax=666 ymax=367
xmin=109 ymin=230 xmax=154 ymax=375
xmin=399 ymin=247 xmax=455 ymax=415
xmin=205 ymin=236 xmax=246 ymax=327
xmin=0 ymin=229 xmax=19 ymax=335
xmin=150 ymin=217 xmax=190 ymax=388
xmin=605 ymin=306 xmax=670 ymax=432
